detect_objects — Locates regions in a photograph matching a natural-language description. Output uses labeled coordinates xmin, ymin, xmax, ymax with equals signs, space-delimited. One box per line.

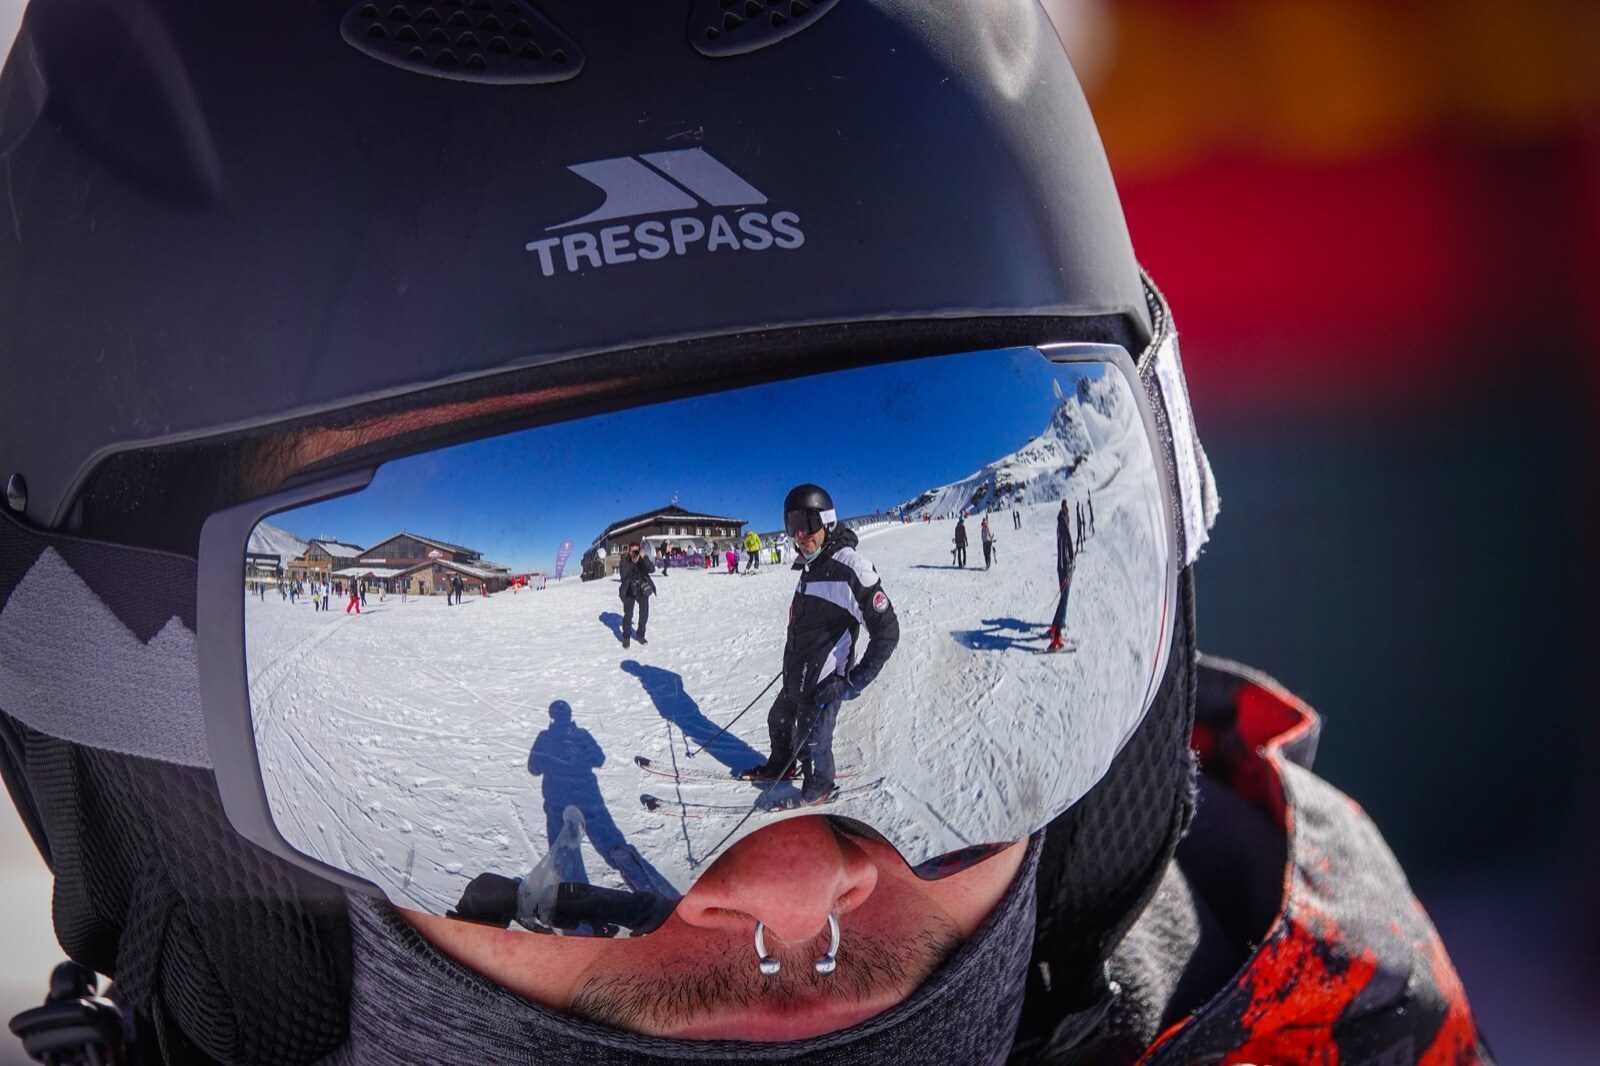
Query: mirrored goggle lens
xmin=244 ymin=347 xmax=1174 ymax=936
xmin=784 ymin=509 xmax=825 ymax=538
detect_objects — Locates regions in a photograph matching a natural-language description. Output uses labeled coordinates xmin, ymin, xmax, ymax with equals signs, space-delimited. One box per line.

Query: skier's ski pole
xmin=1036 ymin=568 xmax=1069 ymax=615
xmin=695 ymin=716 xmax=819 ymax=868
xmin=685 ymin=671 xmax=781 ymax=759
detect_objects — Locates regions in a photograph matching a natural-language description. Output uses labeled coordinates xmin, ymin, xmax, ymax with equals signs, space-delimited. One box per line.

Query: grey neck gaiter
xmin=327 ymin=836 xmax=1041 ymax=1066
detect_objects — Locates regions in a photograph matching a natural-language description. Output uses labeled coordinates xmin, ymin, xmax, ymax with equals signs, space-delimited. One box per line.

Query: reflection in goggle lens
xmin=242 ymin=348 xmax=1173 ymax=936
xmin=785 ymin=509 xmax=826 ymax=538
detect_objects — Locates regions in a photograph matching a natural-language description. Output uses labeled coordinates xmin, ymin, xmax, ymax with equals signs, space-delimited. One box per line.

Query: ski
xmin=639 ymin=781 xmax=880 ymax=819
xmin=634 ymin=755 xmax=856 ymax=783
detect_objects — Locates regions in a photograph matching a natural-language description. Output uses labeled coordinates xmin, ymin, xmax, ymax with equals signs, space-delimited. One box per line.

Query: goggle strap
xmin=0 ymin=507 xmax=210 ymax=767
xmin=1142 ymin=287 xmax=1218 ymax=568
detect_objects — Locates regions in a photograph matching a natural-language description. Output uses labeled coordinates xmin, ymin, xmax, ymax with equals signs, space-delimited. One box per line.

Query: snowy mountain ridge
xmin=899 ymin=377 xmax=1128 ymax=519
xmin=248 ymin=521 xmax=309 ymax=561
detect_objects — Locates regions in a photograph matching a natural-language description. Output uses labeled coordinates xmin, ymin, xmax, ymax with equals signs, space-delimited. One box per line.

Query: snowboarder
xmin=618 ymin=541 xmax=656 ymax=649
xmin=346 ymin=584 xmax=361 ymax=615
xmin=953 ymin=516 xmax=968 ymax=567
xmin=1049 ymin=499 xmax=1077 ymax=651
xmin=724 ymin=546 xmax=738 ymax=575
xmin=1013 ymin=506 xmax=1022 ymax=530
xmin=739 ymin=484 xmax=899 ymax=808
xmin=981 ymin=516 xmax=996 ymax=569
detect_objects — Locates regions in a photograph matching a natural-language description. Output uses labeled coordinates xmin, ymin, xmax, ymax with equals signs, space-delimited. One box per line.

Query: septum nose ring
xmin=754 ymin=913 xmax=840 ymax=976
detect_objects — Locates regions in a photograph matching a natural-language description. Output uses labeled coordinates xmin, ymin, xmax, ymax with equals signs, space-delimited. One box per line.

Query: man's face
xmin=404 ymin=818 xmax=1025 ymax=1041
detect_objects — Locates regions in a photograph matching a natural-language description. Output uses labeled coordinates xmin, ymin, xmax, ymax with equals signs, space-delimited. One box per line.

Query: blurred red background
xmin=1048 ymin=0 xmax=1599 ymax=1059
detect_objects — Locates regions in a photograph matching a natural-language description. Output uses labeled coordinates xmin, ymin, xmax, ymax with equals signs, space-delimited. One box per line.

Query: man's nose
xmin=673 ymin=816 xmax=878 ymax=945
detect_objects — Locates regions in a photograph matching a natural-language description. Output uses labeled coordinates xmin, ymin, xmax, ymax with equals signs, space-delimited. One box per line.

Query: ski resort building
xmin=349 ymin=532 xmax=511 ymax=595
xmin=583 ymin=504 xmax=747 ymax=578
xmin=286 ymin=540 xmax=366 ymax=585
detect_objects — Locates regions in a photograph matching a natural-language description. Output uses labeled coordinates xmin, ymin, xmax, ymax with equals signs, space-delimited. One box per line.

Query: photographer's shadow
xmin=525 ymin=700 xmax=671 ymax=896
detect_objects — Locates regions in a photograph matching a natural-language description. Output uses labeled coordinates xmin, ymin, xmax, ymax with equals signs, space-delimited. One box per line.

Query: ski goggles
xmin=0 ymin=338 xmax=1215 ymax=938
xmin=784 ymin=508 xmax=834 ymax=538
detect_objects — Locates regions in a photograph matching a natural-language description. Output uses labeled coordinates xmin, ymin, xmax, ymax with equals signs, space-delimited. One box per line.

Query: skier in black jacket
xmin=617 ymin=542 xmax=656 ymax=649
xmin=1049 ymin=499 xmax=1076 ymax=651
xmin=739 ymin=485 xmax=899 ymax=806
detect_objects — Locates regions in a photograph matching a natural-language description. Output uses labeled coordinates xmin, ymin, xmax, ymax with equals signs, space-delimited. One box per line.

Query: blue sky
xmin=270 ymin=350 xmax=1102 ymax=572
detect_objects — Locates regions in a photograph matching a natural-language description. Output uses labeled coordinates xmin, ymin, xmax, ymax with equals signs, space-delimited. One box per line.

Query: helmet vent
xmin=341 ymin=1 xmax=584 ymax=84
xmin=691 ymin=0 xmax=839 ymax=57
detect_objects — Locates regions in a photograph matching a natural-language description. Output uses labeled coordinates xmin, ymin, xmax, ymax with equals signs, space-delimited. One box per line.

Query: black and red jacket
xmin=1019 ymin=656 xmax=1492 ymax=1064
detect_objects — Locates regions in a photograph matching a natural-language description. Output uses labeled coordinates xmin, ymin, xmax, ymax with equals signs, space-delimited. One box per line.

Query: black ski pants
xmin=622 ymin=592 xmax=649 ymax=640
xmin=1051 ymin=562 xmax=1075 ymax=633
xmin=765 ymin=689 xmax=841 ymax=790
xmin=954 ymin=544 xmax=966 ymax=567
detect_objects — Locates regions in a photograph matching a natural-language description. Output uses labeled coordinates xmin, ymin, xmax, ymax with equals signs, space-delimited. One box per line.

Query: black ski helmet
xmin=783 ymin=483 xmax=836 ymax=535
xmin=0 ymin=0 xmax=1147 ymax=543
xmin=0 ymin=2 xmax=1202 ymax=1062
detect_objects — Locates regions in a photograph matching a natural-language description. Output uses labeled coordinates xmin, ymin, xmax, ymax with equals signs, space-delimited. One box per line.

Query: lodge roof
xmin=362 ymin=531 xmax=479 ymax=557
xmin=601 ymin=505 xmax=747 ymax=541
xmin=308 ymin=540 xmax=365 ymax=557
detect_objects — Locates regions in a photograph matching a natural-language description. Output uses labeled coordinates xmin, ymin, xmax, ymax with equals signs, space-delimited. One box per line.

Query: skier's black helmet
xmin=783 ymin=483 xmax=837 ymax=537
xmin=0 ymin=1 xmax=1214 ymax=1061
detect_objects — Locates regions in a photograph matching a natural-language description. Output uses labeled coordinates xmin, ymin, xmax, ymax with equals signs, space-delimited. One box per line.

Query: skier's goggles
xmin=0 ymin=342 xmax=1202 ymax=939
xmin=784 ymin=508 xmax=832 ymax=538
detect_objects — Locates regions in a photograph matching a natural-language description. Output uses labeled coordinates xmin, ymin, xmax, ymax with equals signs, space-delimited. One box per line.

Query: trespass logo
xmin=526 ymin=148 xmax=804 ymax=277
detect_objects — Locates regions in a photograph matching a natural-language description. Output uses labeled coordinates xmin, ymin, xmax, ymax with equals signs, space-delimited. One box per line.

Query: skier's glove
xmin=815 ymin=673 xmax=857 ymax=708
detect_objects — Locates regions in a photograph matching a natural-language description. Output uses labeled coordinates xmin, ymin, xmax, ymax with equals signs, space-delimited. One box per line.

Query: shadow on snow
xmin=952 ymin=617 xmax=1046 ymax=652
xmin=619 ymin=659 xmax=765 ymax=773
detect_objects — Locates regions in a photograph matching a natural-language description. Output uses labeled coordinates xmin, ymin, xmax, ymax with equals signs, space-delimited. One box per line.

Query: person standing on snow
xmin=618 ymin=541 xmax=656 ymax=649
xmin=981 ymin=516 xmax=996 ymax=569
xmin=1048 ymin=498 xmax=1076 ymax=651
xmin=953 ymin=515 xmax=969 ymax=568
xmin=743 ymin=528 xmax=762 ymax=573
xmin=738 ymin=485 xmax=899 ymax=808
